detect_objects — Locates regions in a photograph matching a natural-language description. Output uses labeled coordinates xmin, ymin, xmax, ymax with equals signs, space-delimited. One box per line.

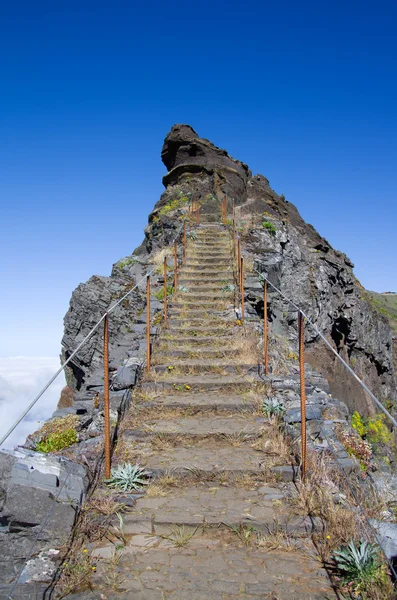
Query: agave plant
xmin=105 ymin=463 xmax=151 ymax=491
xmin=262 ymin=398 xmax=285 ymax=418
xmin=178 ymin=285 xmax=189 ymax=293
xmin=333 ymin=540 xmax=379 ymax=580
xmin=221 ymin=284 xmax=235 ymax=293
xmin=187 ymin=230 xmax=197 ymax=241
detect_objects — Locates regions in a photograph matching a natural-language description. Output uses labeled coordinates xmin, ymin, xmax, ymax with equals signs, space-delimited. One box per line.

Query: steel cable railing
xmin=2 ymin=216 xmax=189 ymax=599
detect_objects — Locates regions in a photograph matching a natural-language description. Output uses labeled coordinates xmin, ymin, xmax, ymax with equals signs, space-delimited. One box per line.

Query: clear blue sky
xmin=1 ymin=0 xmax=396 ymax=357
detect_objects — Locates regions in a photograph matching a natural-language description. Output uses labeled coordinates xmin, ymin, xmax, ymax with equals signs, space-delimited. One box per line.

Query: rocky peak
xmin=60 ymin=125 xmax=396 ymax=419
xmin=161 ymin=123 xmax=251 ymax=198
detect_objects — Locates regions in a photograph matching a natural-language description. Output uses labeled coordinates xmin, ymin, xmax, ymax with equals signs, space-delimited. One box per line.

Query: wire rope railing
xmin=1 ymin=213 xmax=190 ymax=599
xmin=230 ymin=206 xmax=397 ymax=582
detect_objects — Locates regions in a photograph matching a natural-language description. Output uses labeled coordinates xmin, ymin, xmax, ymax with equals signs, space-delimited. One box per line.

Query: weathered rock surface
xmin=61 ymin=123 xmax=396 ymax=418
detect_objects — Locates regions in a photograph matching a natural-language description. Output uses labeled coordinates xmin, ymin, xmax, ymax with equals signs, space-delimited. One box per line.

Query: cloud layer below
xmin=0 ymin=357 xmax=65 ymax=450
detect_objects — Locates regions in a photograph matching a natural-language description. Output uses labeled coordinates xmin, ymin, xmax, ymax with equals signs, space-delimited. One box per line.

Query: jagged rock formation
xmin=1 ymin=125 xmax=396 ymax=598
xmin=62 ymin=123 xmax=396 ymax=417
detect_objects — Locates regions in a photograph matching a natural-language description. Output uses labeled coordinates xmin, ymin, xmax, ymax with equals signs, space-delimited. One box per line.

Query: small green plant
xmin=333 ymin=540 xmax=388 ymax=597
xmin=340 ymin=430 xmax=373 ymax=470
xmin=221 ymin=284 xmax=235 ymax=293
xmin=225 ymin=523 xmax=257 ymax=546
xmin=262 ymin=398 xmax=285 ymax=418
xmin=116 ymin=257 xmax=139 ymax=269
xmin=178 ymin=285 xmax=189 ymax=293
xmin=165 ymin=525 xmax=198 ymax=547
xmin=262 ymin=221 xmax=277 ymax=235
xmin=157 ymin=195 xmax=189 ymax=218
xmin=187 ymin=230 xmax=197 ymax=240
xmin=36 ymin=414 xmax=79 ymax=453
xmin=37 ymin=429 xmax=78 ymax=453
xmin=155 ymin=285 xmax=174 ymax=301
xmin=351 ymin=411 xmax=393 ymax=445
xmin=225 ymin=218 xmax=233 ymax=226
xmin=105 ymin=463 xmax=151 ymax=491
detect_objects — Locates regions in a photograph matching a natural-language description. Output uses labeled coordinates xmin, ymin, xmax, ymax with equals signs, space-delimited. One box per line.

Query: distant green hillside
xmin=368 ymin=292 xmax=397 ymax=332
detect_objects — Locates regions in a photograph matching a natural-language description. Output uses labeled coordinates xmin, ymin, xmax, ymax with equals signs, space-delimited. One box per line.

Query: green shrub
xmin=351 ymin=411 xmax=393 ymax=445
xmin=262 ymin=221 xmax=277 ymax=235
xmin=157 ymin=195 xmax=189 ymax=218
xmin=36 ymin=414 xmax=79 ymax=453
xmin=116 ymin=257 xmax=139 ymax=269
xmin=155 ymin=285 xmax=174 ymax=301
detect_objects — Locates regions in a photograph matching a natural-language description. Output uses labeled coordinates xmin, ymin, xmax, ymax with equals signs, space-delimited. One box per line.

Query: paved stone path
xmin=77 ymin=224 xmax=336 ymax=599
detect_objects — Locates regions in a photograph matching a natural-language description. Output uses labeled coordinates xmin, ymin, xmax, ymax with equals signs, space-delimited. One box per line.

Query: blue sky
xmin=1 ymin=0 xmax=396 ymax=357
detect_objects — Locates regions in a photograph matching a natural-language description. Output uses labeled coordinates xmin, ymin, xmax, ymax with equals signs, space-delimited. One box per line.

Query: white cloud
xmin=0 ymin=357 xmax=66 ymax=451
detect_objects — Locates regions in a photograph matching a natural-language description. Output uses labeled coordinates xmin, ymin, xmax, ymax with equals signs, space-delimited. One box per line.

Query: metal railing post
xmin=174 ymin=241 xmax=178 ymax=289
xmin=298 ymin=311 xmax=307 ymax=480
xmin=237 ymin=238 xmax=241 ymax=286
xmin=264 ymin=281 xmax=268 ymax=375
xmin=103 ymin=313 xmax=111 ymax=479
xmin=183 ymin=220 xmax=187 ymax=263
xmin=146 ymin=275 xmax=151 ymax=372
xmin=163 ymin=256 xmax=168 ymax=328
xmin=240 ymin=256 xmax=244 ymax=323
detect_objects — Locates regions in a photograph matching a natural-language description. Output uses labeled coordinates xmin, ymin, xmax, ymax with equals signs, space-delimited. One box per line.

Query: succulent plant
xmin=262 ymin=398 xmax=285 ymax=418
xmin=221 ymin=284 xmax=235 ymax=293
xmin=333 ymin=540 xmax=378 ymax=579
xmin=105 ymin=463 xmax=151 ymax=491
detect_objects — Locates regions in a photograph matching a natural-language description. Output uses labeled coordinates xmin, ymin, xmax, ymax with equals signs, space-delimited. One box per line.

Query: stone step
xmin=184 ymin=263 xmax=232 ymax=270
xmin=164 ymin=325 xmax=235 ymax=335
xmin=159 ymin=335 xmax=235 ymax=345
xmin=147 ymin=393 xmax=256 ymax=410
xmin=152 ymin=362 xmax=258 ymax=374
xmin=170 ymin=294 xmax=235 ymax=302
xmin=127 ymin=442 xmax=282 ymax=478
xmin=166 ymin=311 xmax=231 ymax=319
xmin=181 ymin=270 xmax=233 ymax=277
xmin=190 ymin=252 xmax=232 ymax=259
xmin=157 ymin=347 xmax=237 ymax=358
xmin=91 ymin=533 xmax=335 ymax=599
xmin=166 ymin=319 xmax=231 ymax=329
xmin=123 ymin=414 xmax=264 ymax=440
xmin=185 ymin=254 xmax=232 ymax=266
xmin=142 ymin=374 xmax=262 ymax=392
xmin=108 ymin=483 xmax=308 ymax=534
xmin=178 ymin=278 xmax=235 ymax=286
xmin=170 ymin=291 xmax=232 ymax=299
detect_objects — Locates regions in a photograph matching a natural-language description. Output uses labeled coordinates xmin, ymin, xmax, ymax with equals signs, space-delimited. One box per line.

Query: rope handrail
xmin=252 ymin=268 xmax=397 ymax=429
xmin=0 ymin=223 xmax=186 ymax=448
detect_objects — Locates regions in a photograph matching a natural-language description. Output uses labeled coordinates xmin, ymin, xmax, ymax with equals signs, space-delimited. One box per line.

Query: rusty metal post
xmin=146 ymin=276 xmax=151 ymax=372
xmin=298 ymin=311 xmax=307 ymax=480
xmin=183 ymin=220 xmax=187 ymax=263
xmin=237 ymin=238 xmax=241 ymax=286
xmin=163 ymin=256 xmax=168 ymax=328
xmin=264 ymin=281 xmax=268 ymax=375
xmin=103 ymin=313 xmax=111 ymax=478
xmin=174 ymin=241 xmax=178 ymax=289
xmin=240 ymin=257 xmax=244 ymax=323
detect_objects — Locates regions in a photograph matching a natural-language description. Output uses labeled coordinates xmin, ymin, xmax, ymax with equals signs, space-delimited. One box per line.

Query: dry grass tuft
xmin=251 ymin=421 xmax=293 ymax=463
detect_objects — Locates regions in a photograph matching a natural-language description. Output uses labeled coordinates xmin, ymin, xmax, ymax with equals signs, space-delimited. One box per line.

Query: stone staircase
xmin=88 ymin=224 xmax=336 ymax=599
